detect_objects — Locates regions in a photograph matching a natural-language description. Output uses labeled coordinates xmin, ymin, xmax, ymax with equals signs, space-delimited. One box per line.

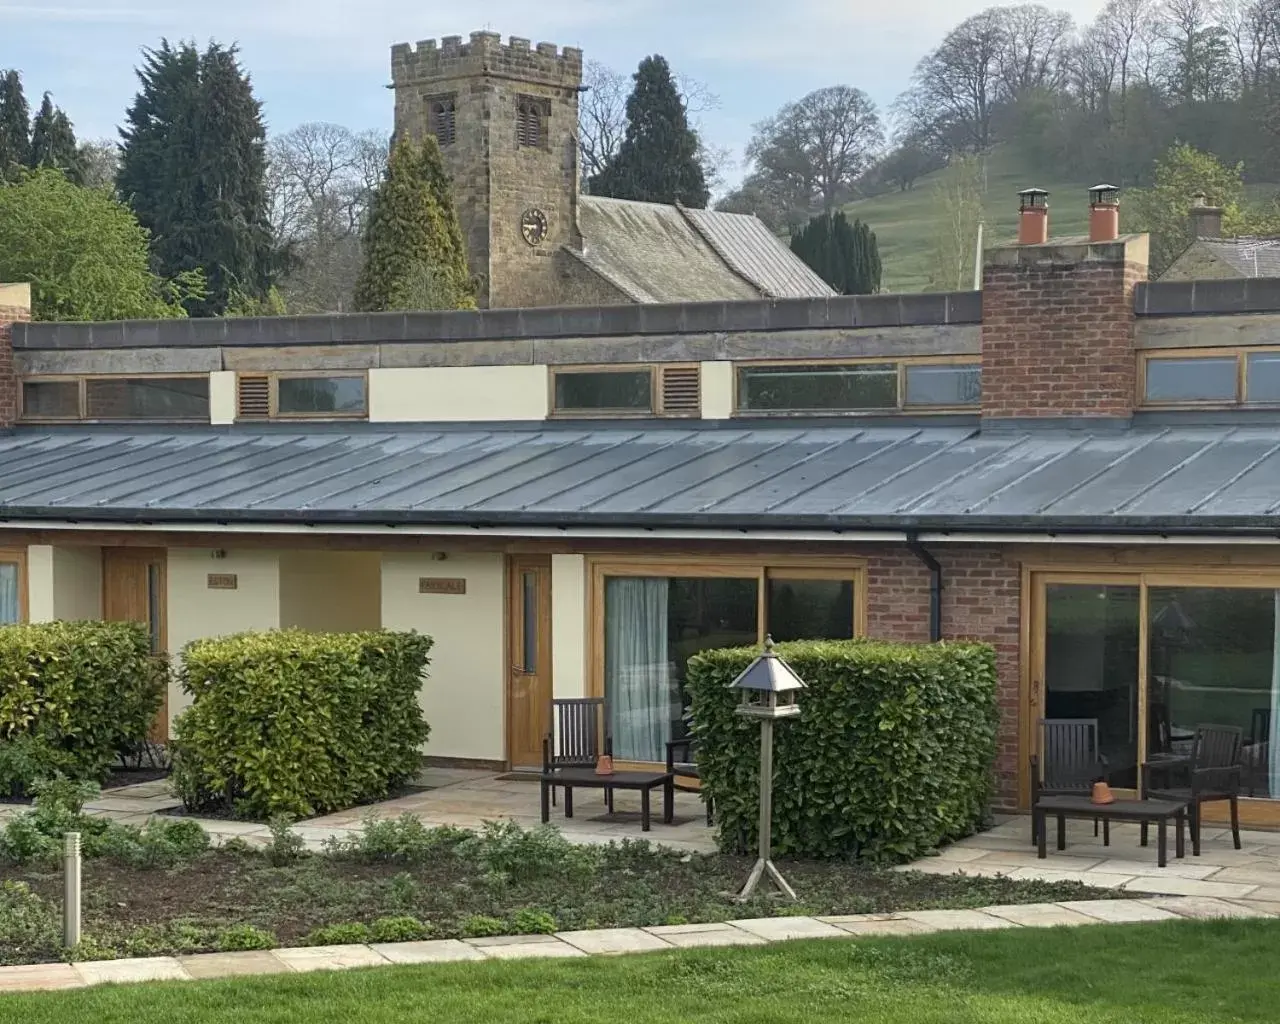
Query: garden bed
xmin=0 ymin=817 xmax=1135 ymax=967
xmin=156 ymin=780 xmax=436 ymax=823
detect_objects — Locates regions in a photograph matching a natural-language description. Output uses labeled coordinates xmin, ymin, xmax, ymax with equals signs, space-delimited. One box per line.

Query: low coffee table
xmin=1034 ymin=795 xmax=1188 ymax=868
xmin=540 ymin=768 xmax=673 ymax=831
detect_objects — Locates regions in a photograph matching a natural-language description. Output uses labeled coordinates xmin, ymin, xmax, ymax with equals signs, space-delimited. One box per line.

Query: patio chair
xmin=1142 ymin=724 xmax=1243 ymax=856
xmin=542 ymin=697 xmax=613 ymax=812
xmin=665 ymin=736 xmax=713 ymax=826
xmin=1030 ymin=718 xmax=1110 ymax=846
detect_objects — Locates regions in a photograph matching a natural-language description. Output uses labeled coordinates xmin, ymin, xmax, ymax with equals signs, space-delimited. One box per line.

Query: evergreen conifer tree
xmin=353 ymin=135 xmax=474 ymax=312
xmin=117 ymin=40 xmax=276 ymax=316
xmin=29 ymin=93 xmax=81 ymax=180
xmin=790 ymin=211 xmax=881 ymax=295
xmin=0 ymin=70 xmax=30 ymax=179
xmin=589 ymin=56 xmax=709 ymax=208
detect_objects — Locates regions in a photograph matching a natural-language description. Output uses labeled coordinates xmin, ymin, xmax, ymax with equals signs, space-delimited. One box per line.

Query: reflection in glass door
xmin=1040 ymin=582 xmax=1141 ymax=789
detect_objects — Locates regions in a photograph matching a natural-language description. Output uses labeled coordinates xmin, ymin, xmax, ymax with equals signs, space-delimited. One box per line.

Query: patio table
xmin=540 ymin=767 xmax=673 ymax=831
xmin=1033 ymin=795 xmax=1188 ymax=868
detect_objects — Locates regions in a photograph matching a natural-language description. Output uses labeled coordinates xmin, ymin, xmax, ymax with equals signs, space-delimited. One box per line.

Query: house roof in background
xmin=678 ymin=206 xmax=836 ymax=299
xmin=1191 ymin=238 xmax=1280 ymax=278
xmin=2 ymin=422 xmax=1280 ymax=534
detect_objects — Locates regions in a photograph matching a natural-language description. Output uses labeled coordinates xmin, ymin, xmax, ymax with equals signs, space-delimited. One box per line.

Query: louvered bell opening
xmin=237 ymin=375 xmax=270 ymax=419
xmin=660 ymin=366 xmax=701 ymax=416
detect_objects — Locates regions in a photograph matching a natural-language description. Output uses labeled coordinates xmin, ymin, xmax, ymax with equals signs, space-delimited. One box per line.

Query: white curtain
xmin=1269 ymin=591 xmax=1280 ymax=797
xmin=0 ymin=564 xmax=18 ymax=624
xmin=605 ymin=578 xmax=670 ymax=762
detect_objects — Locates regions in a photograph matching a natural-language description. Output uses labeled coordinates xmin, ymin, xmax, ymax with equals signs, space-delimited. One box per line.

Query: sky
xmin=3 ymin=0 xmax=1112 ymax=184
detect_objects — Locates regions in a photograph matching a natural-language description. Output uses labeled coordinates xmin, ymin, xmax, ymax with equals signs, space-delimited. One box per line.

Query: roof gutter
xmin=906 ymin=532 xmax=942 ymax=642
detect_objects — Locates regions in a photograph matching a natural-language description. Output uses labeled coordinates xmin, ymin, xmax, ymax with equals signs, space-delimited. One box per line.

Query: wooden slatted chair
xmin=542 ymin=697 xmax=613 ymax=812
xmin=665 ymin=736 xmax=713 ymax=825
xmin=1142 ymin=724 xmax=1243 ymax=855
xmin=1030 ymin=718 xmax=1109 ymax=845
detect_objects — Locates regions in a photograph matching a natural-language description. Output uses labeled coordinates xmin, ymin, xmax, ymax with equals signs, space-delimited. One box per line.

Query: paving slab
xmin=820 ymin=916 xmax=934 ymax=937
xmin=929 ymin=846 xmax=997 ymax=864
xmin=74 ymin=956 xmax=190 ymax=985
xmin=1204 ymin=866 xmax=1280 ymax=886
xmin=470 ymin=939 xmax=585 ymax=960
xmin=1144 ymin=896 xmax=1275 ymax=920
xmin=178 ymin=951 xmax=291 ymax=979
xmin=728 ymin=916 xmax=847 ymax=941
xmin=272 ymin=945 xmax=390 ymax=973
xmin=1119 ymin=876 xmax=1259 ymax=899
xmin=980 ymin=902 xmax=1100 ymax=927
xmin=643 ymin=923 xmax=767 ymax=948
xmin=1007 ymin=867 xmax=1135 ymax=888
xmin=556 ymin=928 xmax=673 ymax=955
xmin=898 ymin=909 xmax=1018 ymax=932
xmin=1057 ymin=900 xmax=1179 ymax=923
xmin=0 ymin=963 xmax=85 ymax=991
xmin=1085 ymin=858 xmax=1221 ymax=880
xmin=370 ymin=940 xmax=486 ymax=964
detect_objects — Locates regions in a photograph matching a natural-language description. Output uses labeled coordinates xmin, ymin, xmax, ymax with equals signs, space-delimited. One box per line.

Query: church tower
xmin=391 ymin=31 xmax=584 ymax=309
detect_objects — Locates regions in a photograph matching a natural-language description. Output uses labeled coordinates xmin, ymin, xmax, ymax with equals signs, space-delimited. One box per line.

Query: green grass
xmin=5 ymin=918 xmax=1280 ymax=1022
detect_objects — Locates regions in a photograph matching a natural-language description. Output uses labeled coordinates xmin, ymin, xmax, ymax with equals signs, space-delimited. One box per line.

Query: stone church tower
xmin=391 ymin=32 xmax=584 ymax=309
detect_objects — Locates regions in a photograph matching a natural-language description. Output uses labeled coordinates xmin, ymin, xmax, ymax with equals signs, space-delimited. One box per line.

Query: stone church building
xmin=391 ymin=31 xmax=834 ymax=308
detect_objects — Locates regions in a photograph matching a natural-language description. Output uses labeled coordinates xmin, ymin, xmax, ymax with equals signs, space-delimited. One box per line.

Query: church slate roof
xmin=573 ymin=196 xmax=835 ymax=304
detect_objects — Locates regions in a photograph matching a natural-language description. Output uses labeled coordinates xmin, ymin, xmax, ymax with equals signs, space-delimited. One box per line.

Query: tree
xmin=588 ymin=55 xmax=709 ymax=207
xmin=0 ymin=70 xmax=30 ymax=178
xmin=29 ymin=93 xmax=80 ymax=180
xmin=878 ymin=141 xmax=942 ymax=192
xmin=0 ymin=169 xmax=196 ymax=321
xmin=926 ymin=155 xmax=986 ymax=291
xmin=76 ymin=139 xmax=119 ymax=192
xmin=790 ymin=212 xmax=882 ymax=294
xmin=997 ymin=4 xmax=1076 ymax=98
xmin=117 ymin=40 xmax=276 ymax=317
xmin=353 ymin=135 xmax=474 ymax=312
xmin=714 ymin=171 xmax=811 ymax=236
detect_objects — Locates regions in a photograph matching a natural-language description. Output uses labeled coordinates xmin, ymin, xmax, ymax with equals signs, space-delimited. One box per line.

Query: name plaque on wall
xmin=207 ymin=573 xmax=239 ymax=590
xmin=419 ymin=577 xmax=466 ymax=595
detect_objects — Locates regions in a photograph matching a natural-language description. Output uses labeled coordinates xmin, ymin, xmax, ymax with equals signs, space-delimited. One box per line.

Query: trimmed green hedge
xmin=686 ymin=639 xmax=999 ymax=863
xmin=0 ymin=621 xmax=167 ymax=793
xmin=172 ymin=629 xmax=432 ymax=820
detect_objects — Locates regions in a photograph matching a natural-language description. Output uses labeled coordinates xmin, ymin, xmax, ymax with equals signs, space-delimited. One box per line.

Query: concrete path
xmin=0 ymin=895 xmax=1274 ymax=993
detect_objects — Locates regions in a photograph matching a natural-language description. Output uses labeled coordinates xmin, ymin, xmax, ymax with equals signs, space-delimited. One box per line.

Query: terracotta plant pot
xmin=1091 ymin=781 xmax=1116 ymax=805
xmin=594 ymin=755 xmax=614 ymax=776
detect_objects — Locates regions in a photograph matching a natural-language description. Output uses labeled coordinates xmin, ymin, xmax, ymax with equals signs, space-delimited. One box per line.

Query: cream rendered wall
xmin=369 ymin=366 xmax=549 ymax=422
xmin=26 ymin=545 xmax=54 ymax=621
xmin=551 ymin=554 xmax=587 ymax=699
xmin=380 ymin=551 xmax=505 ymax=762
xmin=279 ymin=550 xmax=381 ymax=631
xmin=700 ymin=360 xmax=734 ymax=419
xmin=209 ymin=371 xmax=236 ymax=425
xmin=25 ymin=545 xmax=101 ymax=621
xmin=166 ymin=548 xmax=281 ymax=720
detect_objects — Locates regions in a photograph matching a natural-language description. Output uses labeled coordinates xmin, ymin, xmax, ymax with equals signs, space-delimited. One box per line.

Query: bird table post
xmin=730 ymin=635 xmax=805 ymax=902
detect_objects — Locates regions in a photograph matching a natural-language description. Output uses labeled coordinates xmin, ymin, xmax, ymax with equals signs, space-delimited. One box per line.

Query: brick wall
xmin=981 ymin=238 xmax=1148 ymax=419
xmin=864 ymin=545 xmax=1023 ymax=809
xmin=0 ymin=299 xmax=30 ymax=428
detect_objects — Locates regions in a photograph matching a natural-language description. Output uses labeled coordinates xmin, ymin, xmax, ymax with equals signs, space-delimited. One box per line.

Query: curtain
xmin=0 ymin=563 xmax=17 ymax=624
xmin=1269 ymin=591 xmax=1280 ymax=797
xmin=605 ymin=578 xmax=670 ymax=762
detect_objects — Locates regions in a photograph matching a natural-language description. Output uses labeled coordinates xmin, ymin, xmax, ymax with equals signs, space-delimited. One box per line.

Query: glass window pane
xmin=604 ymin=575 xmax=757 ymax=761
xmin=766 ymin=578 xmax=854 ymax=641
xmin=738 ymin=364 xmax=898 ymax=412
xmin=277 ymin=376 xmax=366 ymax=415
xmin=22 ymin=381 xmax=79 ymax=419
xmin=521 ymin=572 xmax=537 ymax=672
xmin=1145 ymin=357 xmax=1237 ymax=403
xmin=1043 ymin=584 xmax=1140 ymax=788
xmin=904 ymin=364 xmax=981 ymax=407
xmin=1148 ymin=587 xmax=1277 ymax=797
xmin=1246 ymin=352 xmax=1280 ymax=403
xmin=85 ymin=378 xmax=209 ymax=420
xmin=0 ymin=563 xmax=18 ymax=624
xmin=554 ymin=371 xmax=652 ymax=412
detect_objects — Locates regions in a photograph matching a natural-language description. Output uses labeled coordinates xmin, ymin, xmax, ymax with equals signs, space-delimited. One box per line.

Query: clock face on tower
xmin=520 ymin=208 xmax=549 ymax=246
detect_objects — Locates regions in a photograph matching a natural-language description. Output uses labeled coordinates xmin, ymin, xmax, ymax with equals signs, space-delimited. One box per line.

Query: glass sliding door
xmin=1039 ymin=582 xmax=1142 ymax=789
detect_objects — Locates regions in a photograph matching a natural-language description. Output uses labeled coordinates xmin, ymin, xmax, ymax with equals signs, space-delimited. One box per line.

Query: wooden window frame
xmin=237 ymin=371 xmax=369 ymax=421
xmin=549 ymin=365 xmax=659 ymax=418
xmin=0 ymin=547 xmax=28 ymax=623
xmin=732 ymin=355 xmax=981 ymax=417
xmin=1137 ymin=346 xmax=1280 ymax=409
xmin=19 ymin=374 xmax=211 ymax=424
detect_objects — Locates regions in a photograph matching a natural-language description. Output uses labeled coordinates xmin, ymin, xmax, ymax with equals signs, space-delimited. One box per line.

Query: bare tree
xmin=1093 ymin=0 xmax=1158 ymax=112
xmin=75 ymin=138 xmax=118 ymax=192
xmin=998 ymin=4 xmax=1076 ymax=97
xmin=1157 ymin=0 xmax=1235 ymax=102
xmin=746 ymin=86 xmax=884 ymax=215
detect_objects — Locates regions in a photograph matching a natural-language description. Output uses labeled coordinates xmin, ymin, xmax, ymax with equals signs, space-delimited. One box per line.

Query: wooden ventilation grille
xmin=237 ymin=374 xmax=270 ymax=419
xmin=660 ymin=365 xmax=701 ymax=416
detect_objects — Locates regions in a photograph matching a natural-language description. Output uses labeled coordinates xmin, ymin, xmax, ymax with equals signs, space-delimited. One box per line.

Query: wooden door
xmin=507 ymin=555 xmax=552 ymax=770
xmin=102 ymin=548 xmax=168 ymax=740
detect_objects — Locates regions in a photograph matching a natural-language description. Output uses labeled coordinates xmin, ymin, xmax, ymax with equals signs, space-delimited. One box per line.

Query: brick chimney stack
xmin=1189 ymin=193 xmax=1224 ymax=239
xmin=0 ymin=283 xmax=29 ymax=429
xmin=981 ymin=191 xmax=1149 ymax=421
xmin=1017 ymin=188 xmax=1050 ymax=245
xmin=1088 ymin=184 xmax=1120 ymax=243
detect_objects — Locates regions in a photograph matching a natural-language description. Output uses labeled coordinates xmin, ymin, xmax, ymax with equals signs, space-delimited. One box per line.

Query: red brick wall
xmin=981 ymin=247 xmax=1146 ymax=419
xmin=864 ymin=545 xmax=1023 ymax=809
xmin=0 ymin=303 xmax=28 ymax=428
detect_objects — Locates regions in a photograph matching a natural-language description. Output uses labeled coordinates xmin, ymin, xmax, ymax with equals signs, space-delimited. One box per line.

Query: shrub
xmin=456 ymin=820 xmax=593 ymax=881
xmin=171 ymin=629 xmax=432 ymax=819
xmin=323 ymin=814 xmax=469 ymax=862
xmin=265 ymin=817 xmax=306 ymax=866
xmin=0 ymin=882 xmax=61 ymax=964
xmin=0 ymin=621 xmax=166 ymax=790
xmin=217 ymin=925 xmax=276 ymax=951
xmin=370 ymin=916 xmax=432 ymax=942
xmin=461 ymin=915 xmax=506 ymax=938
xmin=686 ymin=639 xmax=998 ymax=863
xmin=510 ymin=909 xmax=557 ymax=935
xmin=302 ymin=922 xmax=372 ymax=946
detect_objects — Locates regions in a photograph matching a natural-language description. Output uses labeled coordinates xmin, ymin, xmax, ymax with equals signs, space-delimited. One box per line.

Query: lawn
xmin=4 ymin=918 xmax=1279 ymax=1023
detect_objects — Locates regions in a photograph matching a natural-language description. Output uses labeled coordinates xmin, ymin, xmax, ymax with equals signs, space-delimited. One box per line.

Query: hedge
xmin=171 ymin=629 xmax=432 ymax=820
xmin=0 ymin=621 xmax=167 ymax=794
xmin=686 ymin=639 xmax=999 ymax=863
